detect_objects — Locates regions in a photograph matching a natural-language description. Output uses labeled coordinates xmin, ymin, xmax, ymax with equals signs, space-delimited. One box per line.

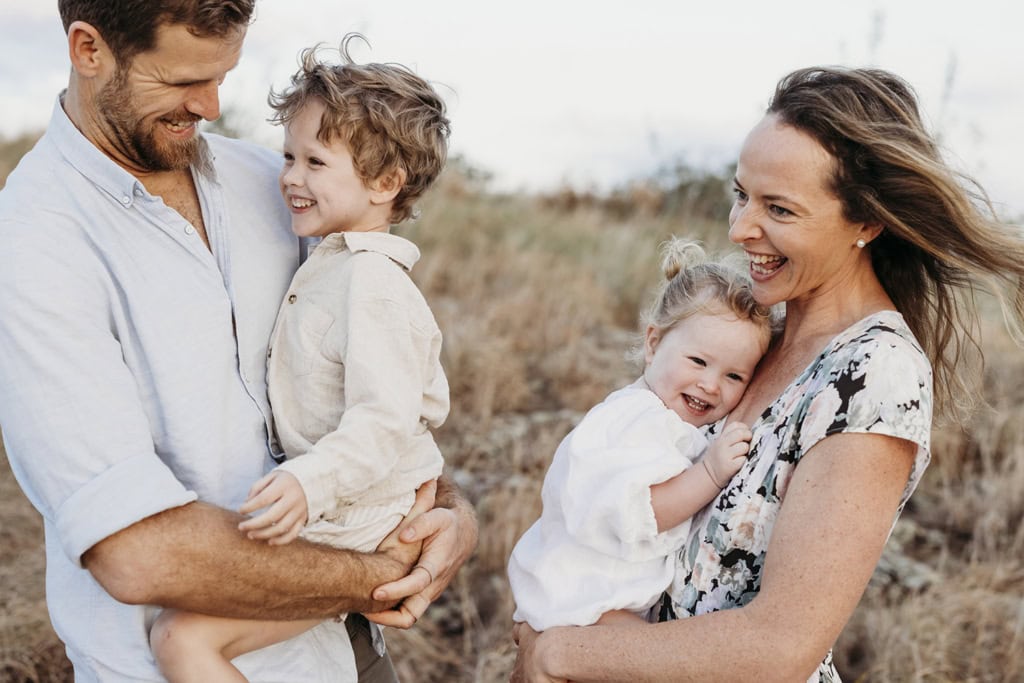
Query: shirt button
xmin=120 ymin=195 xmax=131 ymax=205
xmin=184 ymin=224 xmax=195 ymax=235
xmin=287 ymin=294 xmax=297 ymax=303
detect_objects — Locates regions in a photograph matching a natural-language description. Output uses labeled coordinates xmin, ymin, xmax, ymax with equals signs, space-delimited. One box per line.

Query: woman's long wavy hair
xmin=768 ymin=66 xmax=1024 ymax=418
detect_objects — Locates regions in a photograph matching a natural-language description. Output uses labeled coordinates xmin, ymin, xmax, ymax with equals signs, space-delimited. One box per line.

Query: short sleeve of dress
xmin=795 ymin=318 xmax=933 ymax=507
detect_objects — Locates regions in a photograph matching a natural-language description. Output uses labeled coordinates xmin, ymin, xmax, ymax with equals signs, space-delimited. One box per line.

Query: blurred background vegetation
xmin=1 ymin=124 xmax=1022 ymax=682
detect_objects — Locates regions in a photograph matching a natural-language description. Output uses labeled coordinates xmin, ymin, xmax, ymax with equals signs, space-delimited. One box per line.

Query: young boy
xmin=149 ymin=36 xmax=451 ymax=682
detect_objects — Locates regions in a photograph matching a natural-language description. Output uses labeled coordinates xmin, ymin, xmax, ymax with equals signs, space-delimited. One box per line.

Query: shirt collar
xmin=319 ymin=231 xmax=421 ymax=271
xmin=48 ymin=92 xmax=216 ymax=210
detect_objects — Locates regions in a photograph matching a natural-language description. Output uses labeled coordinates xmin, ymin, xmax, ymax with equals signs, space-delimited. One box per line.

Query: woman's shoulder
xmin=823 ymin=310 xmax=930 ymax=378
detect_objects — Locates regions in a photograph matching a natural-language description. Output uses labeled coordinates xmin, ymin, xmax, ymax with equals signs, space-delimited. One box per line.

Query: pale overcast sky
xmin=1 ymin=1 xmax=1021 ymax=216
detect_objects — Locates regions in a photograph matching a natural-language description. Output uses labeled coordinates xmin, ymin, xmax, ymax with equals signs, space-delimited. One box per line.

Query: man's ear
xmin=369 ymin=167 xmax=407 ymax=205
xmin=67 ymin=21 xmax=115 ymax=78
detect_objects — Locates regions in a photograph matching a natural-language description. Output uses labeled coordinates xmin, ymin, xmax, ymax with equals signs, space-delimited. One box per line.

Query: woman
xmin=511 ymin=66 xmax=1024 ymax=682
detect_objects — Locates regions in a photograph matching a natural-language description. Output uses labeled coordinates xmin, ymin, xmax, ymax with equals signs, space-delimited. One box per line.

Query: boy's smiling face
xmin=278 ymin=99 xmax=390 ymax=237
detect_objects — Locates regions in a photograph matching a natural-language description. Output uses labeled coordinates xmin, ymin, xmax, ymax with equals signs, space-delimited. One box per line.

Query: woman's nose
xmin=728 ymin=203 xmax=762 ymax=244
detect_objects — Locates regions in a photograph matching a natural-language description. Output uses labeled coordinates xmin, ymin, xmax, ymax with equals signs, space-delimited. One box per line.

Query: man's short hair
xmin=58 ymin=0 xmax=255 ymax=66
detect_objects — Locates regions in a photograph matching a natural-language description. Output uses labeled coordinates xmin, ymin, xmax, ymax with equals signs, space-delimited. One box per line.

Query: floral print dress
xmin=661 ymin=311 xmax=933 ymax=683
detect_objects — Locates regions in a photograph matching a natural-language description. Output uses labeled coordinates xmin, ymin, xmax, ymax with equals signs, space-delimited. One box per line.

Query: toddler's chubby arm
xmin=650 ymin=421 xmax=752 ymax=532
xmin=238 ymin=470 xmax=309 ymax=545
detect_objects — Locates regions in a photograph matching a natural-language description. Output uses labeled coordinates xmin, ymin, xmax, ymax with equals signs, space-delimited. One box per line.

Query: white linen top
xmin=0 ymin=97 xmax=358 ymax=683
xmin=508 ymin=382 xmax=708 ymax=631
xmin=267 ymin=230 xmax=447 ymax=530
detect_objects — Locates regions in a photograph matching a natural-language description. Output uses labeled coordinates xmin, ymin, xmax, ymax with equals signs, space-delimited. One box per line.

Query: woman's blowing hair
xmin=769 ymin=66 xmax=1024 ymax=418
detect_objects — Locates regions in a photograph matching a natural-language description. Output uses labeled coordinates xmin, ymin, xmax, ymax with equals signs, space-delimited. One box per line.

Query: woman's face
xmin=728 ymin=114 xmax=875 ymax=309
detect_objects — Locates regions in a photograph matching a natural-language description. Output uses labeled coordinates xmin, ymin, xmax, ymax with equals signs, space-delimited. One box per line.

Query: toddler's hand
xmin=238 ymin=470 xmax=308 ymax=545
xmin=704 ymin=421 xmax=753 ymax=487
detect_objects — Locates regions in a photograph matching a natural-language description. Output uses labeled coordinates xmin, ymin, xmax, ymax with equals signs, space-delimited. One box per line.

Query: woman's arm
xmin=514 ymin=432 xmax=916 ymax=682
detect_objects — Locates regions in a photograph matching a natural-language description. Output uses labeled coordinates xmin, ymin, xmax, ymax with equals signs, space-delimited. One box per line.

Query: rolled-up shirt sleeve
xmin=0 ymin=226 xmax=195 ymax=567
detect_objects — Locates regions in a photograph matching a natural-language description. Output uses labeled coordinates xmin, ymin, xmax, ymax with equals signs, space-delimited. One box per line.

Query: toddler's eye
xmin=688 ymin=356 xmax=707 ymax=367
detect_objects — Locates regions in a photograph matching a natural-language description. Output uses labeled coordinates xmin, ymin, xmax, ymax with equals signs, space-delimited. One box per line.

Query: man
xmin=0 ymin=2 xmax=477 ymax=681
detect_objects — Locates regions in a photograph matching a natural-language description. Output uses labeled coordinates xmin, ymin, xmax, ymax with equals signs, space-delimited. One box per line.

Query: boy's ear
xmin=368 ymin=167 xmax=407 ymax=205
xmin=67 ymin=20 xmax=114 ymax=78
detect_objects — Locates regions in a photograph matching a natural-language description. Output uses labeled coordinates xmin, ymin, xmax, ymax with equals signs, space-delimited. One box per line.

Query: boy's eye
xmin=688 ymin=356 xmax=706 ymax=367
xmin=727 ymin=373 xmax=744 ymax=382
xmin=282 ymin=152 xmax=294 ymax=162
xmin=309 ymin=157 xmax=325 ymax=167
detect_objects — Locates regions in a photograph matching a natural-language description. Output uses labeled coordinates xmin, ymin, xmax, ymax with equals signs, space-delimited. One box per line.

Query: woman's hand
xmin=511 ymin=622 xmax=569 ymax=683
xmin=237 ymin=470 xmax=308 ymax=545
xmin=365 ymin=477 xmax=478 ymax=628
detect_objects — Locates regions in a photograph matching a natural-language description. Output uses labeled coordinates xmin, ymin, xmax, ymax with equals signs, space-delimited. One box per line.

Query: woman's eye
xmin=732 ymin=187 xmax=748 ymax=203
xmin=768 ymin=204 xmax=793 ymax=217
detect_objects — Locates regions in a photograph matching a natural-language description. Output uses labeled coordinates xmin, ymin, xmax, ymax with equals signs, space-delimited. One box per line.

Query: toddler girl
xmin=508 ymin=239 xmax=773 ymax=630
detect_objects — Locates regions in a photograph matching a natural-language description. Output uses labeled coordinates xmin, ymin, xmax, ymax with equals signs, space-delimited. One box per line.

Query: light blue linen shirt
xmin=0 ymin=98 xmax=357 ymax=682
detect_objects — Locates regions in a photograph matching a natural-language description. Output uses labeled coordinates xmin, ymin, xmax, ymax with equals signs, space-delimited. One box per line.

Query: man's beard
xmin=96 ymin=69 xmax=202 ymax=172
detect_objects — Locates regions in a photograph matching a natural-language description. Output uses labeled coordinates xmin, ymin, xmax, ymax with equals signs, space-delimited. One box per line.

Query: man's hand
xmin=238 ymin=470 xmax=308 ymax=545
xmin=365 ymin=476 xmax=478 ymax=628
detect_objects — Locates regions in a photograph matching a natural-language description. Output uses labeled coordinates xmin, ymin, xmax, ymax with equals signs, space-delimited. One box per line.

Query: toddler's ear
xmin=369 ymin=167 xmax=407 ymax=205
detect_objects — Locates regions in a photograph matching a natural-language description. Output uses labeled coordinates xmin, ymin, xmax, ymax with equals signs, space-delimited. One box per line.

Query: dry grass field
xmin=1 ymin=139 xmax=1023 ymax=682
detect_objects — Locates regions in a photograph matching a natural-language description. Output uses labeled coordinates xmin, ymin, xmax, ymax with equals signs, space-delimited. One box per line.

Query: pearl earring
xmin=856 ymin=239 xmax=867 ymax=248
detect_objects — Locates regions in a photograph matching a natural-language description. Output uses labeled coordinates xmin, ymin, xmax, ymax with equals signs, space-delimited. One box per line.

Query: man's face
xmin=94 ymin=23 xmax=245 ymax=173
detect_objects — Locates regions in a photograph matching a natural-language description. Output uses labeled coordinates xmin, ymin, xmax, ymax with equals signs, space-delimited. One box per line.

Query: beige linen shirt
xmin=267 ymin=231 xmax=447 ymax=536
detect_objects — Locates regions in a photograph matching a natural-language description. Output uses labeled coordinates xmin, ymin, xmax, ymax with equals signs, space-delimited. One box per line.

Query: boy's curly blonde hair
xmin=269 ymin=34 xmax=450 ymax=224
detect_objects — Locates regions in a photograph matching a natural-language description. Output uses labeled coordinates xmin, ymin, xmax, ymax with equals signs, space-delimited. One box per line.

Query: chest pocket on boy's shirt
xmin=273 ymin=299 xmax=336 ymax=377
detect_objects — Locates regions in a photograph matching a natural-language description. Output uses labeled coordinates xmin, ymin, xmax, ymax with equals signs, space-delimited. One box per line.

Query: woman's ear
xmin=369 ymin=167 xmax=408 ymax=205
xmin=67 ymin=21 xmax=113 ymax=78
xmin=857 ymin=221 xmax=885 ymax=247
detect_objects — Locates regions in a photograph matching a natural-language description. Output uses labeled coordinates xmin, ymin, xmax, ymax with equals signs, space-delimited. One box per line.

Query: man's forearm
xmin=82 ymin=501 xmax=410 ymax=619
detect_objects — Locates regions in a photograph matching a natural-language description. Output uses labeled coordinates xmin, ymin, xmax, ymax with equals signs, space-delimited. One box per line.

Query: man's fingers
xmin=364 ymin=592 xmax=430 ymax=629
xmin=399 ymin=506 xmax=453 ymax=543
xmin=371 ymin=561 xmax=433 ymax=602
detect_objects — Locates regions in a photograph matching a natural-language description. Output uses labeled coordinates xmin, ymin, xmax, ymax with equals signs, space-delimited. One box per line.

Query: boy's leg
xmin=348 ymin=614 xmax=399 ymax=683
xmin=151 ymin=609 xmax=321 ymax=683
